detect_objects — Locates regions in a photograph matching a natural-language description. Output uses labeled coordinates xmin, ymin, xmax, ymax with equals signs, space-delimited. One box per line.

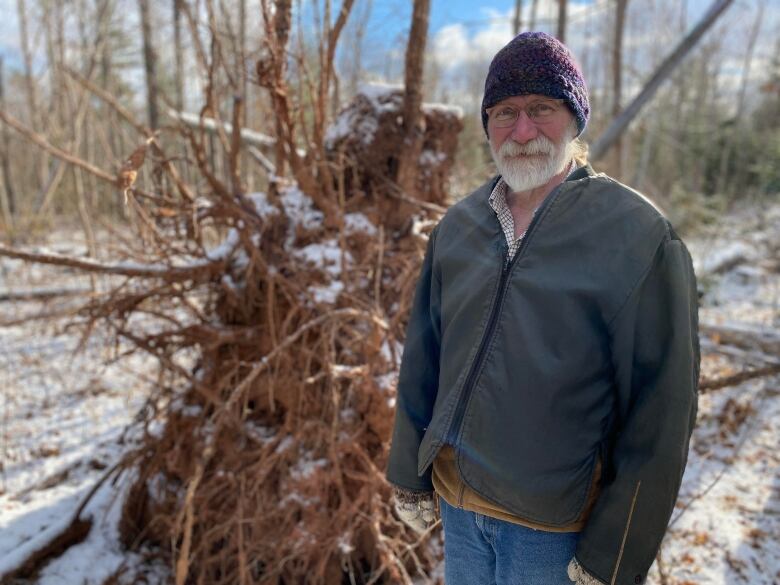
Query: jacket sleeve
xmin=386 ymin=224 xmax=442 ymax=492
xmin=574 ymin=234 xmax=700 ymax=585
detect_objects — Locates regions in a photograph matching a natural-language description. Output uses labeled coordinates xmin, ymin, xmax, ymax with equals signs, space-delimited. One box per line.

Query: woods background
xmin=0 ymin=0 xmax=778 ymax=584
xmin=0 ymin=0 xmax=777 ymax=237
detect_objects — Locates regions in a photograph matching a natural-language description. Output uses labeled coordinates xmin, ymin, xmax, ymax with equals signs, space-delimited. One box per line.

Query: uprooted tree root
xmin=103 ymin=91 xmax=462 ymax=584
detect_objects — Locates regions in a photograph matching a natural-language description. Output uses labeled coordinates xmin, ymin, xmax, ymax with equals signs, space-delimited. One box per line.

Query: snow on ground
xmin=0 ymin=201 xmax=778 ymax=584
xmin=0 ymin=229 xmax=168 ymax=584
xmin=645 ymin=202 xmax=780 ymax=585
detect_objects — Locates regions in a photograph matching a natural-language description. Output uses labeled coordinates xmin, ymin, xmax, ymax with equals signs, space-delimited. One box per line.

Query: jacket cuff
xmin=567 ymin=556 xmax=606 ymax=585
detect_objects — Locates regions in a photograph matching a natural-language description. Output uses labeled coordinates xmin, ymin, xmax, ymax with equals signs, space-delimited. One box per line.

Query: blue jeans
xmin=439 ymin=497 xmax=579 ymax=585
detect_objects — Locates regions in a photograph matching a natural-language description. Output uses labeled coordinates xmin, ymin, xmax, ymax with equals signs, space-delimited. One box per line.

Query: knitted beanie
xmin=481 ymin=32 xmax=590 ymax=137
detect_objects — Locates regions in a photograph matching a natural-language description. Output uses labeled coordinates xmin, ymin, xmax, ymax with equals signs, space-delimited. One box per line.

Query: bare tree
xmin=611 ymin=0 xmax=629 ymax=177
xmin=557 ymin=0 xmax=567 ymax=42
xmin=715 ymin=0 xmax=765 ymax=196
xmin=0 ymin=57 xmax=15 ymax=225
xmin=173 ymin=0 xmax=185 ymax=113
xmin=395 ymin=0 xmax=431 ymax=194
xmin=529 ymin=0 xmax=540 ymax=30
xmin=591 ymin=0 xmax=736 ymax=161
xmin=17 ymin=0 xmax=46 ymax=189
xmin=343 ymin=0 xmax=373 ymax=98
xmin=513 ymin=0 xmax=523 ymax=36
xmin=138 ymin=0 xmax=160 ymax=130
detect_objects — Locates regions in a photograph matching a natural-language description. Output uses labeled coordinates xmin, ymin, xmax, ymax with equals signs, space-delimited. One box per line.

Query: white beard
xmin=490 ymin=126 xmax=576 ymax=193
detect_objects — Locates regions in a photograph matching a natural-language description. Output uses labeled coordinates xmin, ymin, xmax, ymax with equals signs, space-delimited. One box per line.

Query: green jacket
xmin=386 ymin=164 xmax=700 ymax=585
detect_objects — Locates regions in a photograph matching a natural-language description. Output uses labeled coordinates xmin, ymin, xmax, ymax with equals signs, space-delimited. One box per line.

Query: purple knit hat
xmin=481 ymin=32 xmax=590 ymax=137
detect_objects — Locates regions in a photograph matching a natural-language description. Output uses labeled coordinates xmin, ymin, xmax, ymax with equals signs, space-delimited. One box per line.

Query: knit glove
xmin=567 ymin=557 xmax=606 ymax=585
xmin=392 ymin=486 xmax=437 ymax=534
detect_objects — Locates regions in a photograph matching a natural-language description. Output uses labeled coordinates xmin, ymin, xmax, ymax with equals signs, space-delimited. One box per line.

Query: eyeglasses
xmin=486 ymin=99 xmax=566 ymax=127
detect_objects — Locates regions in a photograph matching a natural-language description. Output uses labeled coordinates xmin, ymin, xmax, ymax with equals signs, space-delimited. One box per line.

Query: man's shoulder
xmin=574 ymin=171 xmax=677 ymax=243
xmin=439 ymin=177 xmax=497 ymax=223
xmin=428 ymin=177 xmax=497 ymax=240
xmin=455 ymin=176 xmax=499 ymax=209
xmin=582 ymin=172 xmax=666 ymax=217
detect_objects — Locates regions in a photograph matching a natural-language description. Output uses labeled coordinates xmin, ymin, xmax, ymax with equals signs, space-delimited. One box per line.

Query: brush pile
xmin=108 ymin=85 xmax=463 ymax=585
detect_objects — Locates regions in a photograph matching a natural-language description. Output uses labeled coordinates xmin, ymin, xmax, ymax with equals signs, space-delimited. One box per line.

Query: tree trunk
xmin=529 ymin=0 xmax=539 ymax=30
xmin=139 ymin=0 xmax=160 ymax=130
xmin=174 ymin=0 xmax=185 ymax=113
xmin=345 ymin=0 xmax=372 ymax=98
xmin=0 ymin=57 xmax=16 ymax=226
xmin=590 ymin=0 xmax=736 ymax=162
xmin=557 ymin=0 xmax=567 ymax=43
xmin=18 ymin=0 xmax=47 ymax=190
xmin=513 ymin=0 xmax=523 ymax=36
xmin=611 ymin=0 xmax=629 ymax=178
xmin=395 ymin=0 xmax=431 ymax=195
xmin=715 ymin=0 xmax=764 ymax=198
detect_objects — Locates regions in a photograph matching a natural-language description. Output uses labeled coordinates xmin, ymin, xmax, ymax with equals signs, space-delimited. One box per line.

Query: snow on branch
xmin=167 ymin=109 xmax=276 ymax=148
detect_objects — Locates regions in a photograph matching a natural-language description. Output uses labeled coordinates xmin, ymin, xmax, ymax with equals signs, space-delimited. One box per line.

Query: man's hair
xmin=572 ymin=137 xmax=589 ymax=166
xmin=564 ymin=118 xmax=588 ymax=166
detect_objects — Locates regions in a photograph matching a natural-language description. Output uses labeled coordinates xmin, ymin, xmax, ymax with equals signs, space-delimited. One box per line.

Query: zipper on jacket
xmin=445 ymin=186 xmax=561 ymax=447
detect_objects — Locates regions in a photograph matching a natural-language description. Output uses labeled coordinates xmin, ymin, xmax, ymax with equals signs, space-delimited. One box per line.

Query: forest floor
xmin=0 ymin=200 xmax=778 ymax=584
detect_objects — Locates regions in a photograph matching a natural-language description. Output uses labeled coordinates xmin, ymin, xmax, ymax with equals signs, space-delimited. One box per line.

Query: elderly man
xmin=386 ymin=32 xmax=700 ymax=585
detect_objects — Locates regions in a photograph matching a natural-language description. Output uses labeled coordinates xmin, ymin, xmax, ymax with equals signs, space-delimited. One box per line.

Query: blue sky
xmin=360 ymin=0 xmax=596 ymax=47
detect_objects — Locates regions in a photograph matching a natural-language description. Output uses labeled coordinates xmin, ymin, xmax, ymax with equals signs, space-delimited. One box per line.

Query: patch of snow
xmin=374 ymin=372 xmax=398 ymax=392
xmin=411 ymin=215 xmax=438 ymax=237
xmin=275 ymin=435 xmax=295 ymax=454
xmin=289 ymin=456 xmax=328 ymax=481
xmin=243 ymin=422 xmax=276 ymax=445
xmin=279 ymin=491 xmax=319 ymax=508
xmin=221 ymin=273 xmax=240 ymax=291
xmin=279 ymin=185 xmax=324 ymax=248
xmin=245 ymin=192 xmax=280 ymax=220
xmin=380 ymin=338 xmax=404 ymax=369
xmin=694 ymin=241 xmax=756 ymax=275
xmin=205 ymin=227 xmax=240 ymax=261
xmin=311 ymin=280 xmax=344 ymax=304
xmin=343 ymin=212 xmax=377 ymax=236
xmin=419 ymin=149 xmax=448 ymax=166
xmin=336 ymin=533 xmax=355 ymax=555
xmin=422 ymin=102 xmax=465 ymax=119
xmin=325 ymin=83 xmax=402 ymax=148
xmin=293 ymin=238 xmax=350 ymax=276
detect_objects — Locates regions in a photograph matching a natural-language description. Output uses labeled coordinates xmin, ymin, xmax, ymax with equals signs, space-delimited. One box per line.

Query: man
xmin=386 ymin=32 xmax=700 ymax=585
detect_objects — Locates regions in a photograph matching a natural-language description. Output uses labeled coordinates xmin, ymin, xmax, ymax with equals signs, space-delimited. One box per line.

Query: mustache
xmin=498 ymin=137 xmax=555 ymax=157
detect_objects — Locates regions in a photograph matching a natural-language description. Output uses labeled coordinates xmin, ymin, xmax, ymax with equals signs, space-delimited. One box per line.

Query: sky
xmin=0 ymin=0 xmax=777 ymax=113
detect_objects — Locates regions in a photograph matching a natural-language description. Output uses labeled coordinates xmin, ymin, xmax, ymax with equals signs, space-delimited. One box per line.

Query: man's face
xmin=486 ymin=94 xmax=577 ymax=193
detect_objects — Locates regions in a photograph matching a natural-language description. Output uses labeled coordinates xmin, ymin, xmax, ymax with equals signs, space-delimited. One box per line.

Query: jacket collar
xmin=565 ymin=162 xmax=596 ymax=182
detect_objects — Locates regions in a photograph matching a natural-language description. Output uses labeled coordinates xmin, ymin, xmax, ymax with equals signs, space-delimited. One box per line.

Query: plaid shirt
xmin=488 ymin=161 xmax=576 ymax=265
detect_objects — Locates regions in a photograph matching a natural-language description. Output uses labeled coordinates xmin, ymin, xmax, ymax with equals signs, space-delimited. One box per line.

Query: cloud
xmin=432 ymin=23 xmax=475 ymax=69
xmin=431 ymin=1 xmax=602 ymax=75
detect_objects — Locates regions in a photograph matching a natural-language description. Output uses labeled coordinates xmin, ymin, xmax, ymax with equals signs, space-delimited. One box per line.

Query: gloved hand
xmin=567 ymin=557 xmax=605 ymax=585
xmin=392 ymin=486 xmax=437 ymax=534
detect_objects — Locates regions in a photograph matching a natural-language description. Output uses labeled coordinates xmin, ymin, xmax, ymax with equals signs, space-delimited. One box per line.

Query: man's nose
xmin=510 ymin=111 xmax=538 ymax=143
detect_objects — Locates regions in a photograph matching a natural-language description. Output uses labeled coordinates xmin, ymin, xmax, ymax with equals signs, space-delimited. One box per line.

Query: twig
xmin=0 ymin=246 xmax=226 ymax=282
xmin=699 ymin=363 xmax=780 ymax=392
xmin=0 ymin=287 xmax=90 ymax=302
xmin=0 ymin=109 xmax=115 ymax=183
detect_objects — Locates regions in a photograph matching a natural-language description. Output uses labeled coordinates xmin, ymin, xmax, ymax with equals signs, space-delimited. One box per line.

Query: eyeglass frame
xmin=485 ymin=98 xmax=567 ymax=128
